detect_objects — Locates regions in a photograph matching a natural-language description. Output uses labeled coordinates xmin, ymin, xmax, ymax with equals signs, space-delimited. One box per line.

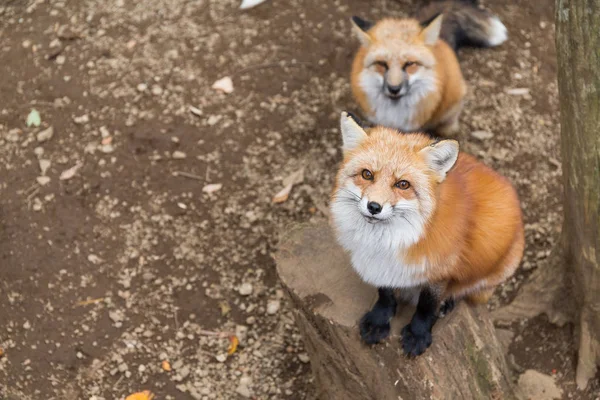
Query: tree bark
xmin=276 ymin=223 xmax=516 ymax=400
xmin=555 ymin=0 xmax=600 ymax=389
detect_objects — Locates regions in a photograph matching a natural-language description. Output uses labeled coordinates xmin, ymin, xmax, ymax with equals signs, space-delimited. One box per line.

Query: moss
xmin=465 ymin=343 xmax=497 ymax=399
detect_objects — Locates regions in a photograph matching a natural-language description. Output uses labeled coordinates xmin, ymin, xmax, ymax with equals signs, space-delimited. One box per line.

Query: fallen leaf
xmin=212 ymin=77 xmax=234 ymax=94
xmin=272 ymin=183 xmax=293 ymax=204
xmin=125 ymin=391 xmax=155 ymax=400
xmin=240 ymin=0 xmax=268 ymax=9
xmin=162 ymin=360 xmax=172 ymax=372
xmin=59 ymin=162 xmax=82 ymax=180
xmin=101 ymin=136 xmax=112 ymax=145
xmin=202 ymin=183 xmax=223 ymax=194
xmin=26 ymin=109 xmax=41 ymax=127
xmin=0 ymin=347 xmax=4 ymax=358
xmin=219 ymin=301 xmax=231 ymax=316
xmin=272 ymin=167 xmax=305 ymax=204
xmin=227 ymin=335 xmax=239 ymax=355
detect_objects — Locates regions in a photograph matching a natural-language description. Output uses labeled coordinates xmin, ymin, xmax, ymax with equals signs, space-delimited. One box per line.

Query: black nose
xmin=367 ymin=201 xmax=382 ymax=215
xmin=387 ymin=84 xmax=402 ymax=95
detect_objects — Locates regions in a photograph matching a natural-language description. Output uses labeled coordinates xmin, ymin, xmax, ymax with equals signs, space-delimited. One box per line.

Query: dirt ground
xmin=0 ymin=0 xmax=599 ymax=399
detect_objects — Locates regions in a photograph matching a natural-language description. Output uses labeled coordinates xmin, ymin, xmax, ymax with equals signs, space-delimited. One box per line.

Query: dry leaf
xmin=59 ymin=162 xmax=82 ymax=181
xmin=227 ymin=335 xmax=239 ymax=355
xmin=0 ymin=347 xmax=4 ymax=358
xmin=240 ymin=0 xmax=268 ymax=9
xmin=219 ymin=301 xmax=231 ymax=316
xmin=101 ymin=136 xmax=113 ymax=145
xmin=202 ymin=183 xmax=223 ymax=194
xmin=212 ymin=77 xmax=234 ymax=94
xmin=125 ymin=391 xmax=154 ymax=400
xmin=162 ymin=360 xmax=172 ymax=372
xmin=272 ymin=167 xmax=305 ymax=204
xmin=272 ymin=183 xmax=293 ymax=204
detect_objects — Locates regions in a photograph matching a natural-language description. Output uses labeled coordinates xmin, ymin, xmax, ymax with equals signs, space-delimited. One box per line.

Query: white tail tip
xmin=487 ymin=17 xmax=508 ymax=47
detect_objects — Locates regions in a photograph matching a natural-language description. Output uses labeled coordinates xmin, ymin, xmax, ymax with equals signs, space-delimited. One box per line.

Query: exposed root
xmin=492 ymin=242 xmax=572 ymax=326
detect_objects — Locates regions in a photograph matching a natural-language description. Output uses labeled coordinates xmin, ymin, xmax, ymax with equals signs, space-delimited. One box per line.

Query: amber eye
xmin=361 ymin=169 xmax=374 ymax=180
xmin=403 ymin=61 xmax=417 ymax=69
xmin=373 ymin=60 xmax=389 ymax=70
xmin=395 ymin=180 xmax=410 ymax=190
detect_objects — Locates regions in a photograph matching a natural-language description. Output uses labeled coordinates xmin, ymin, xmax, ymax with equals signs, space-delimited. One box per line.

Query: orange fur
xmin=332 ymin=126 xmax=524 ymax=302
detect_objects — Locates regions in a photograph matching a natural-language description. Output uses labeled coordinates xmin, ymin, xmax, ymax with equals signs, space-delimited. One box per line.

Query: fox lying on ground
xmin=350 ymin=0 xmax=508 ymax=134
xmin=330 ymin=112 xmax=524 ymax=356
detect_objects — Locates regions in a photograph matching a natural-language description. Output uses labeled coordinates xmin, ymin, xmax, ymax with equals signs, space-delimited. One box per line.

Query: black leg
xmin=439 ymin=297 xmax=456 ymax=317
xmin=401 ymin=286 xmax=441 ymax=357
xmin=359 ymin=288 xmax=397 ymax=344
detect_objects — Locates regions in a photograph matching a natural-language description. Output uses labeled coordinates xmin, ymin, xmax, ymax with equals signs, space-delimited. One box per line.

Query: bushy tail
xmin=417 ymin=0 xmax=507 ymax=52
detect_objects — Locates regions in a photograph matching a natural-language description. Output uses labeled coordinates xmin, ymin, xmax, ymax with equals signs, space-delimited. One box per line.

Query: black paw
xmin=359 ymin=309 xmax=392 ymax=344
xmin=401 ymin=324 xmax=432 ymax=357
xmin=439 ymin=298 xmax=455 ymax=317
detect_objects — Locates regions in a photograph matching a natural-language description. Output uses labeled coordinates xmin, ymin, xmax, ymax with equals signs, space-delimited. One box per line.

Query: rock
xmin=172 ymin=151 xmax=187 ymax=159
xmin=108 ymin=310 xmax=124 ymax=323
xmin=298 ymin=353 xmax=310 ymax=364
xmin=37 ymin=126 xmax=54 ymax=142
xmin=517 ymin=370 xmax=562 ymax=400
xmin=202 ymin=183 xmax=222 ymax=194
xmin=39 ymin=159 xmax=51 ymax=175
xmin=137 ymin=83 xmax=148 ymax=92
xmin=235 ymin=384 xmax=252 ymax=398
xmin=36 ymin=176 xmax=51 ymax=186
xmin=215 ymin=354 xmax=227 ymax=363
xmin=470 ymin=130 xmax=494 ymax=140
xmin=74 ymin=114 xmax=90 ymax=124
xmin=151 ymin=85 xmax=163 ymax=96
xmin=238 ymin=283 xmax=253 ymax=296
xmin=266 ymin=300 xmax=280 ymax=315
xmin=179 ymin=366 xmax=190 ymax=379
xmin=7 ymin=129 xmax=21 ymax=142
xmin=212 ymin=77 xmax=234 ymax=94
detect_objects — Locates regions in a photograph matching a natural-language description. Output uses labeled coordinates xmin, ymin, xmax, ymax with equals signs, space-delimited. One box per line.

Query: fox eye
xmin=403 ymin=61 xmax=419 ymax=70
xmin=361 ymin=169 xmax=374 ymax=180
xmin=395 ymin=180 xmax=410 ymax=190
xmin=373 ymin=61 xmax=389 ymax=70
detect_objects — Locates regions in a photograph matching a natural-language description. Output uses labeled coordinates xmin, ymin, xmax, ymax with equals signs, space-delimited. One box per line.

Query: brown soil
xmin=0 ymin=0 xmax=597 ymax=399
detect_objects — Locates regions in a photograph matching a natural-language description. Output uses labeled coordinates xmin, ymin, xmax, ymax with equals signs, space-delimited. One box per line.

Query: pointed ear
xmin=351 ymin=16 xmax=374 ymax=46
xmin=340 ymin=111 xmax=368 ymax=152
xmin=419 ymin=139 xmax=459 ymax=181
xmin=419 ymin=14 xmax=443 ymax=45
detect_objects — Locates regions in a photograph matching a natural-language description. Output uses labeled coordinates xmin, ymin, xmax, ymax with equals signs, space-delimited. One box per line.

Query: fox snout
xmin=384 ymin=68 xmax=409 ymax=98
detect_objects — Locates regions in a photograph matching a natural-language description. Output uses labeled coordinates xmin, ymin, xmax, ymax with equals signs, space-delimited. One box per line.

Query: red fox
xmin=330 ymin=112 xmax=524 ymax=356
xmin=350 ymin=0 xmax=508 ymax=134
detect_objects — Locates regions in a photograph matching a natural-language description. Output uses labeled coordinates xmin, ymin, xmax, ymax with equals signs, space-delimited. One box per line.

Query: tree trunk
xmin=276 ymin=223 xmax=516 ymax=400
xmin=555 ymin=0 xmax=600 ymax=389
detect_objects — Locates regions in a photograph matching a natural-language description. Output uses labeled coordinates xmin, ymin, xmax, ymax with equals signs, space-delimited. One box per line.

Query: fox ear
xmin=419 ymin=14 xmax=443 ymax=45
xmin=340 ymin=111 xmax=368 ymax=152
xmin=351 ymin=16 xmax=374 ymax=46
xmin=420 ymin=139 xmax=459 ymax=181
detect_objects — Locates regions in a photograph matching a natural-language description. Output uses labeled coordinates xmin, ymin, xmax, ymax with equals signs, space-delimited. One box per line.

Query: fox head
xmin=351 ymin=15 xmax=443 ymax=101
xmin=331 ymin=112 xmax=459 ymax=249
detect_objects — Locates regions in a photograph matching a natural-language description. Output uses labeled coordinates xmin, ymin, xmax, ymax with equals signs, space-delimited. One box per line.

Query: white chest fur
xmin=349 ymin=243 xmax=427 ymax=289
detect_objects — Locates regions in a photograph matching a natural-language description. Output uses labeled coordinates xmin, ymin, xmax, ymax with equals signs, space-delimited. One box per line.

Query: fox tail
xmin=418 ymin=0 xmax=508 ymax=51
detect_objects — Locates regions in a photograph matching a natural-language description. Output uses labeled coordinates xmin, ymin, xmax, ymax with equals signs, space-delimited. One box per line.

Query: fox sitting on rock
xmin=350 ymin=0 xmax=508 ymax=134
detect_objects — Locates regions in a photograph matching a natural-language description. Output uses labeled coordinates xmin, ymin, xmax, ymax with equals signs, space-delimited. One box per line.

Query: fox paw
xmin=359 ymin=309 xmax=392 ymax=344
xmin=401 ymin=324 xmax=432 ymax=357
xmin=439 ymin=298 xmax=455 ymax=317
